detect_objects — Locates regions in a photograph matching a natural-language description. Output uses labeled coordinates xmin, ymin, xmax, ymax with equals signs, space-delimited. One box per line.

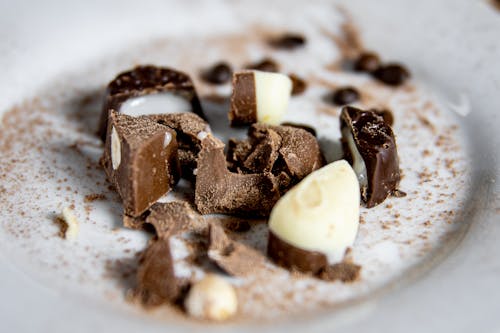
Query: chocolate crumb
xmin=328 ymin=87 xmax=360 ymax=106
xmin=318 ymin=262 xmax=361 ymax=282
xmin=201 ymin=62 xmax=233 ymax=84
xmin=269 ymin=33 xmax=306 ymax=49
xmin=288 ymin=73 xmax=307 ymax=95
xmin=245 ymin=58 xmax=279 ymax=72
xmin=83 ymin=193 xmax=106 ymax=203
xmin=353 ymin=52 xmax=380 ymax=73
xmin=373 ymin=63 xmax=410 ymax=86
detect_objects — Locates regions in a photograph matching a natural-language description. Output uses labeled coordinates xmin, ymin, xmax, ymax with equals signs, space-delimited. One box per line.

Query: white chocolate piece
xmin=61 ymin=206 xmax=79 ymax=240
xmin=342 ymin=128 xmax=368 ymax=189
xmin=269 ymin=160 xmax=360 ymax=264
xmin=111 ymin=126 xmax=121 ymax=170
xmin=119 ymin=92 xmax=192 ymax=117
xmin=185 ymin=274 xmax=238 ymax=321
xmin=254 ymin=71 xmax=292 ymax=125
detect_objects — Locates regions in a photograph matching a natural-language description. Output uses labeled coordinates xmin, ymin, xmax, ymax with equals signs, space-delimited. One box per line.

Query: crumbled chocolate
xmin=328 ymin=86 xmax=360 ymax=106
xmin=101 ymin=113 xmax=180 ymax=217
xmin=288 ymin=73 xmax=307 ymax=96
xmin=373 ymin=63 xmax=410 ymax=86
xmin=201 ymin=62 xmax=233 ymax=84
xmin=318 ymin=262 xmax=361 ymax=282
xmin=194 ymin=135 xmax=280 ymax=217
xmin=269 ymin=33 xmax=306 ymax=49
xmin=99 ymin=65 xmax=204 ymax=141
xmin=354 ymin=52 xmax=381 ymax=73
xmin=245 ymin=58 xmax=280 ymax=72
xmin=207 ymin=222 xmax=265 ymax=276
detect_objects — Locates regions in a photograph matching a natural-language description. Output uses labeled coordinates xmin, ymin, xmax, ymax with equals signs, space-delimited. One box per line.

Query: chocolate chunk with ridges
xmin=194 ymin=135 xmax=280 ymax=217
xmin=228 ymin=70 xmax=292 ymax=126
xmin=372 ymin=63 xmax=410 ymax=86
xmin=268 ymin=231 xmax=328 ymax=274
xmin=245 ymin=58 xmax=279 ymax=72
xmin=208 ymin=222 xmax=265 ymax=276
xmin=340 ymin=106 xmax=401 ymax=207
xmin=135 ymin=237 xmax=188 ymax=306
xmin=101 ymin=113 xmax=180 ymax=217
xmin=227 ymin=124 xmax=325 ymax=193
xmin=354 ymin=52 xmax=381 ymax=73
xmin=201 ymin=62 xmax=232 ymax=84
xmin=145 ymin=112 xmax=210 ymax=180
xmin=98 ymin=65 xmax=204 ymax=140
xmin=269 ymin=33 xmax=306 ymax=49
xmin=288 ymin=73 xmax=307 ymax=96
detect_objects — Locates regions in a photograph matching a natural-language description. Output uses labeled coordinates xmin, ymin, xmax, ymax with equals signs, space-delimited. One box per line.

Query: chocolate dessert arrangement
xmin=98 ymin=35 xmax=408 ymax=320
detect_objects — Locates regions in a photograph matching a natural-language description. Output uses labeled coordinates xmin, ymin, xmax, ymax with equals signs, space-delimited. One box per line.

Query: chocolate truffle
xmin=98 ymin=65 xmax=204 ymax=140
xmin=194 ymin=135 xmax=280 ymax=217
xmin=228 ymin=70 xmax=292 ymax=126
xmin=340 ymin=106 xmax=401 ymax=207
xmin=101 ymin=112 xmax=180 ymax=217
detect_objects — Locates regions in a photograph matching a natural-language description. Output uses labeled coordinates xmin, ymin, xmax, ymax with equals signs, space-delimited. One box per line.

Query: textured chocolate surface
xmin=194 ymin=135 xmax=280 ymax=217
xmin=341 ymin=106 xmax=401 ymax=207
xmin=281 ymin=122 xmax=317 ymax=137
xmin=228 ymin=71 xmax=257 ymax=126
xmin=98 ymin=65 xmax=204 ymax=140
xmin=227 ymin=124 xmax=325 ymax=193
xmin=207 ymin=222 xmax=265 ymax=277
xmin=135 ymin=237 xmax=188 ymax=307
xmin=145 ymin=112 xmax=210 ymax=180
xmin=101 ymin=113 xmax=180 ymax=216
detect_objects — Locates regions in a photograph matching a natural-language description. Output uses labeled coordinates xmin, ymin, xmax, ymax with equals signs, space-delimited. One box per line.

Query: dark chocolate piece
xmin=98 ymin=65 xmax=204 ymax=140
xmin=135 ymin=237 xmax=188 ymax=306
xmin=269 ymin=33 xmax=306 ymax=49
xmin=372 ymin=63 xmax=410 ymax=86
xmin=288 ymin=73 xmax=307 ymax=96
xmin=281 ymin=122 xmax=316 ymax=137
xmin=194 ymin=135 xmax=280 ymax=217
xmin=207 ymin=222 xmax=265 ymax=276
xmin=101 ymin=112 xmax=180 ymax=217
xmin=145 ymin=112 xmax=210 ymax=180
xmin=371 ymin=109 xmax=394 ymax=127
xmin=245 ymin=58 xmax=279 ymax=72
xmin=228 ymin=71 xmax=257 ymax=126
xmin=354 ymin=52 xmax=381 ymax=73
xmin=201 ymin=62 xmax=232 ymax=84
xmin=227 ymin=124 xmax=325 ymax=193
xmin=340 ymin=106 xmax=401 ymax=207
xmin=267 ymin=231 xmax=327 ymax=274
xmin=329 ymin=86 xmax=360 ymax=106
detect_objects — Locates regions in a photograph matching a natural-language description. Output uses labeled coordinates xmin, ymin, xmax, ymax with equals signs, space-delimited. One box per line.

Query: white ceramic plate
xmin=0 ymin=0 xmax=499 ymax=332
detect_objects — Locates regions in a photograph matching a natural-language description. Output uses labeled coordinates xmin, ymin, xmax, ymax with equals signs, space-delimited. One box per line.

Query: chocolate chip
xmin=245 ymin=58 xmax=279 ymax=72
xmin=328 ymin=87 xmax=360 ymax=106
xmin=269 ymin=33 xmax=306 ymax=50
xmin=353 ymin=52 xmax=381 ymax=73
xmin=373 ymin=63 xmax=410 ymax=86
xmin=201 ymin=62 xmax=232 ymax=84
xmin=288 ymin=73 xmax=307 ymax=96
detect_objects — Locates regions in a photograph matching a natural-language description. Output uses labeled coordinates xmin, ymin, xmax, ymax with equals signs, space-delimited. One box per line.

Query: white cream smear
xmin=119 ymin=93 xmax=191 ymax=117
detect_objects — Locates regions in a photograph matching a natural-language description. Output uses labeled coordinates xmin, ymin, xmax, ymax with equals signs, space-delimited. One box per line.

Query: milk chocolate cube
xmin=340 ymin=106 xmax=401 ymax=207
xmin=101 ymin=112 xmax=180 ymax=217
xmin=98 ymin=65 xmax=204 ymax=140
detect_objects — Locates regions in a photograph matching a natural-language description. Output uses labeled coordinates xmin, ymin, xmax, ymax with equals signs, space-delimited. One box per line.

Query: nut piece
xmin=60 ymin=206 xmax=79 ymax=240
xmin=111 ymin=126 xmax=121 ymax=170
xmin=268 ymin=160 xmax=360 ymax=267
xmin=185 ymin=274 xmax=238 ymax=321
xmin=228 ymin=70 xmax=292 ymax=126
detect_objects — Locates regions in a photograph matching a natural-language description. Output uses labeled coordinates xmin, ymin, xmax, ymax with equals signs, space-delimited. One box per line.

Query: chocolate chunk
xmin=318 ymin=262 xmax=361 ymax=283
xmin=269 ymin=33 xmax=306 ymax=50
xmin=98 ymin=65 xmax=204 ymax=141
xmin=146 ymin=201 xmax=206 ymax=238
xmin=328 ymin=86 xmax=360 ymax=106
xmin=267 ymin=231 xmax=328 ymax=274
xmin=135 ymin=237 xmax=188 ymax=306
xmin=101 ymin=113 xmax=180 ymax=217
xmin=354 ymin=52 xmax=381 ymax=73
xmin=228 ymin=70 xmax=292 ymax=126
xmin=146 ymin=112 xmax=210 ymax=180
xmin=288 ymin=73 xmax=307 ymax=96
xmin=201 ymin=62 xmax=232 ymax=84
xmin=194 ymin=135 xmax=280 ymax=217
xmin=281 ymin=122 xmax=316 ymax=137
xmin=245 ymin=58 xmax=279 ymax=72
xmin=227 ymin=124 xmax=325 ymax=193
xmin=372 ymin=63 xmax=410 ymax=86
xmin=340 ymin=106 xmax=401 ymax=207
xmin=208 ymin=222 xmax=265 ymax=276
